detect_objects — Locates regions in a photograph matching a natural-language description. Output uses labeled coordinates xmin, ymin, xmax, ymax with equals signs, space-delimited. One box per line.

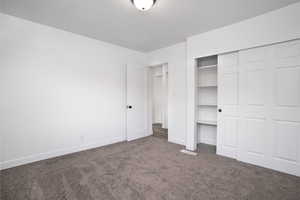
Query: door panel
xmin=220 ymin=74 xmax=238 ymax=105
xmin=270 ymin=40 xmax=300 ymax=176
xmin=238 ymin=46 xmax=271 ymax=169
xmin=217 ymin=52 xmax=239 ymax=159
xmin=223 ymin=118 xmax=238 ymax=148
xmin=126 ymin=64 xmax=148 ymax=141
xmin=275 ymin=67 xmax=300 ymax=106
xmin=274 ymin=121 xmax=299 ymax=162
xmin=245 ymin=119 xmax=267 ymax=155
xmin=247 ymin=70 xmax=265 ymax=105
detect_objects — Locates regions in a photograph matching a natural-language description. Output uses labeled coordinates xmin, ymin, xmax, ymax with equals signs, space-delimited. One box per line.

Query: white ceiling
xmin=1 ymin=0 xmax=299 ymax=52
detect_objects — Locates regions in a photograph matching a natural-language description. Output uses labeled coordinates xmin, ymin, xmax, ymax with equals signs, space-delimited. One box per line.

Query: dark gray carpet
xmin=1 ymin=136 xmax=300 ymax=200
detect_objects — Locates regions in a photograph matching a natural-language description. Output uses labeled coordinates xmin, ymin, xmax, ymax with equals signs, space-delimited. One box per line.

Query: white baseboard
xmin=127 ymin=129 xmax=151 ymax=142
xmin=168 ymin=137 xmax=185 ymax=146
xmin=0 ymin=136 xmax=124 ymax=170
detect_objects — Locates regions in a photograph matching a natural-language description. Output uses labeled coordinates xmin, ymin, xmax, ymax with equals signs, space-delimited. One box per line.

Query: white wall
xmin=0 ymin=13 xmax=146 ymax=169
xmin=186 ymin=2 xmax=300 ymax=150
xmin=187 ymin=2 xmax=300 ymax=59
xmin=148 ymin=43 xmax=187 ymax=145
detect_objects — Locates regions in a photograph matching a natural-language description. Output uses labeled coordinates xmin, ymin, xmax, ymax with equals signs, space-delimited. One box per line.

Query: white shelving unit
xmin=196 ymin=55 xmax=218 ymax=146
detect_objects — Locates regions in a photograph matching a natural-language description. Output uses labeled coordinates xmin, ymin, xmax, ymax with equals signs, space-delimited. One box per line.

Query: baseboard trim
xmin=168 ymin=137 xmax=185 ymax=146
xmin=127 ymin=130 xmax=151 ymax=142
xmin=0 ymin=136 xmax=124 ymax=170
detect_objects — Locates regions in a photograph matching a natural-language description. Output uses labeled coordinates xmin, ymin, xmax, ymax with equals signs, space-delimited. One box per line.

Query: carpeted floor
xmin=1 ymin=136 xmax=300 ymax=200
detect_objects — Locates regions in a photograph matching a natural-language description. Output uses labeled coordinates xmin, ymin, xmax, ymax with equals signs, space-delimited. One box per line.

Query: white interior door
xmin=217 ymin=52 xmax=240 ymax=159
xmin=238 ymin=46 xmax=272 ymax=168
xmin=126 ymin=64 xmax=148 ymax=141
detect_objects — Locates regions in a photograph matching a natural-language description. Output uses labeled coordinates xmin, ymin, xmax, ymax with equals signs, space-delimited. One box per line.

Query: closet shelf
xmin=197 ymin=85 xmax=217 ymax=88
xmin=198 ymin=64 xmax=217 ymax=70
xmin=197 ymin=120 xmax=217 ymax=126
xmin=197 ymin=104 xmax=217 ymax=107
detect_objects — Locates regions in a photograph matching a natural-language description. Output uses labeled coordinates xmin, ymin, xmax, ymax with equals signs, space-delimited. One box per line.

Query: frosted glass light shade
xmin=132 ymin=0 xmax=156 ymax=11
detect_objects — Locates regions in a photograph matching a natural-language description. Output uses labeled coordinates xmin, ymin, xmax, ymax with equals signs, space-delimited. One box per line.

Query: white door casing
xmin=126 ymin=64 xmax=149 ymax=141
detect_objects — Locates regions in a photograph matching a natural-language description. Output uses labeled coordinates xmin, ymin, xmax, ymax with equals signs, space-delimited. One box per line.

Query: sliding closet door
xmin=270 ymin=40 xmax=300 ymax=176
xmin=238 ymin=40 xmax=300 ymax=176
xmin=238 ymin=46 xmax=272 ymax=168
xmin=217 ymin=52 xmax=239 ymax=159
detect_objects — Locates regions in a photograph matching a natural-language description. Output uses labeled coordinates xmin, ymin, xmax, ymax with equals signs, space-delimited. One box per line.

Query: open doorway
xmin=148 ymin=63 xmax=168 ymax=139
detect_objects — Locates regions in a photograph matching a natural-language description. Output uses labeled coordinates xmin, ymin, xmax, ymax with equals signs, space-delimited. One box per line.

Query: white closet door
xmin=238 ymin=40 xmax=300 ymax=176
xmin=217 ymin=52 xmax=239 ymax=159
xmin=270 ymin=40 xmax=300 ymax=176
xmin=238 ymin=46 xmax=272 ymax=168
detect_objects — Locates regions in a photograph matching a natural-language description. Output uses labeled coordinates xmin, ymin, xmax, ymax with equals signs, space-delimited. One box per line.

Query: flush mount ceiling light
xmin=131 ymin=0 xmax=157 ymax=11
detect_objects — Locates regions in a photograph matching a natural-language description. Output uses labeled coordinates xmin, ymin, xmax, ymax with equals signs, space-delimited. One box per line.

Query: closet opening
xmin=196 ymin=55 xmax=218 ymax=153
xmin=148 ymin=63 xmax=168 ymax=140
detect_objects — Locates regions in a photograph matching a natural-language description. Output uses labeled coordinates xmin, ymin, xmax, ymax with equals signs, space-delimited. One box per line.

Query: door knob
xmin=218 ymin=109 xmax=222 ymax=112
xmin=127 ymin=105 xmax=132 ymax=109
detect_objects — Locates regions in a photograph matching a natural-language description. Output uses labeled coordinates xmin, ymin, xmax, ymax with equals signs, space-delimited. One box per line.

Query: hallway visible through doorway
xmin=149 ymin=63 xmax=168 ymax=140
xmin=152 ymin=123 xmax=168 ymax=139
